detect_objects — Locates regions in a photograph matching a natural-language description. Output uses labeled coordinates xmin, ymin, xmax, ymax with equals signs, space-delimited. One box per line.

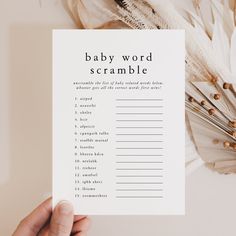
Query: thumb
xmin=49 ymin=201 xmax=74 ymax=236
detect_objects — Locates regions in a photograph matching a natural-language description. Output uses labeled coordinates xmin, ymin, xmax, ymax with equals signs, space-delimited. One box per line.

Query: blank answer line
xmin=116 ymin=113 xmax=163 ymax=115
xmin=116 ymin=106 xmax=163 ymax=108
xmin=116 ymin=155 xmax=163 ymax=156
xmin=116 ymin=182 xmax=163 ymax=184
xmin=116 ymin=134 xmax=163 ymax=136
xmin=116 ymin=127 xmax=163 ymax=129
xmin=116 ymin=161 xmax=163 ymax=163
xmin=116 ymin=189 xmax=163 ymax=191
xmin=116 ymin=168 xmax=163 ymax=170
xmin=116 ymin=175 xmax=163 ymax=177
xmin=116 ymin=141 xmax=163 ymax=143
xmin=116 ymin=98 xmax=163 ymax=101
xmin=116 ymin=120 xmax=163 ymax=122
xmin=116 ymin=148 xmax=163 ymax=150
xmin=116 ymin=196 xmax=163 ymax=198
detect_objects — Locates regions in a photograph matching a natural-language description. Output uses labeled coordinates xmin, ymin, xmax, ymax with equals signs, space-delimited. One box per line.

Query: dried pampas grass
xmin=64 ymin=0 xmax=236 ymax=174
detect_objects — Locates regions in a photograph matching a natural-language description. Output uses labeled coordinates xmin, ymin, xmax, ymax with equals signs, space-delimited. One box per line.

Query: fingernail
xmin=58 ymin=201 xmax=73 ymax=214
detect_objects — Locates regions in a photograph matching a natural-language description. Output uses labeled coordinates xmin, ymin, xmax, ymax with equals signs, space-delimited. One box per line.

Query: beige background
xmin=0 ymin=0 xmax=236 ymax=235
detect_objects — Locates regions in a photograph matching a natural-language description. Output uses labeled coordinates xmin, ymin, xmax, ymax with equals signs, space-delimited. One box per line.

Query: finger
xmin=13 ymin=198 xmax=52 ymax=236
xmin=71 ymin=217 xmax=90 ymax=234
xmin=48 ymin=201 xmax=74 ymax=236
xmin=73 ymin=233 xmax=86 ymax=236
xmin=38 ymin=223 xmax=49 ymax=236
xmin=74 ymin=215 xmax=87 ymax=222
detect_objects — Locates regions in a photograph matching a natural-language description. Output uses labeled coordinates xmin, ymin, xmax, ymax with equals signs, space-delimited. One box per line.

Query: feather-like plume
xmin=65 ymin=0 xmax=236 ymax=174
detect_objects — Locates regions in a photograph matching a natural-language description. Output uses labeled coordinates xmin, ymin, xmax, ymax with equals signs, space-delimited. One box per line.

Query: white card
xmin=53 ymin=30 xmax=185 ymax=215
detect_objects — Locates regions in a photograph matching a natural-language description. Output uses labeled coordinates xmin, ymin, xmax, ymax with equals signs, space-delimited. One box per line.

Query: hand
xmin=12 ymin=198 xmax=90 ymax=236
